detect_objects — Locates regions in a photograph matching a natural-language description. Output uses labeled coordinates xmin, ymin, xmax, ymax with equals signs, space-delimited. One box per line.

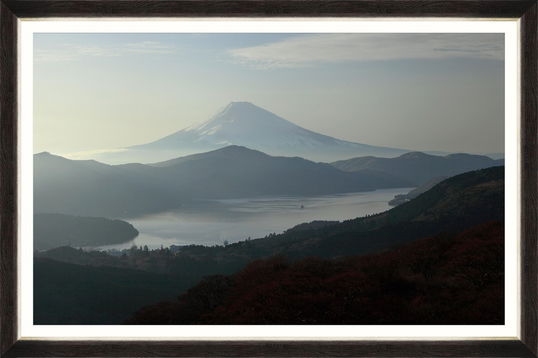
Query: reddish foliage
xmin=128 ymin=221 xmax=504 ymax=325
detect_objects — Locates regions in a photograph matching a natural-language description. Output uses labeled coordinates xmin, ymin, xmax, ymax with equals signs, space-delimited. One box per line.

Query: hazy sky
xmin=34 ymin=33 xmax=504 ymax=155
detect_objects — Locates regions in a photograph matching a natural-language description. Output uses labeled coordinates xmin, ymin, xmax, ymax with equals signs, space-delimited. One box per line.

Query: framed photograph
xmin=1 ymin=1 xmax=537 ymax=357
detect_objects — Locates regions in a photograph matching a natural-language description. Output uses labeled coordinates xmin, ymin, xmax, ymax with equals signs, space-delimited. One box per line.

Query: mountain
xmin=35 ymin=167 xmax=504 ymax=324
xmin=34 ymin=213 xmax=139 ymax=250
xmin=81 ymin=102 xmax=409 ymax=164
xmin=126 ymin=221 xmax=504 ymax=325
xmin=35 ymin=146 xmax=411 ymax=218
xmin=143 ymin=145 xmax=411 ymax=198
xmin=38 ymin=166 xmax=504 ymax=275
xmin=388 ymin=176 xmax=447 ymax=206
xmin=35 ymin=166 xmax=504 ymax=324
xmin=34 ymin=152 xmax=179 ymax=218
xmin=207 ymin=165 xmax=505 ymax=260
xmin=485 ymin=152 xmax=505 ymax=160
xmin=331 ymin=151 xmax=503 ymax=186
xmin=34 ymin=258 xmax=187 ymax=324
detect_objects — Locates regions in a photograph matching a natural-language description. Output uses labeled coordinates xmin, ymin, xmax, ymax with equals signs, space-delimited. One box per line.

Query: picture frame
xmin=0 ymin=0 xmax=536 ymax=357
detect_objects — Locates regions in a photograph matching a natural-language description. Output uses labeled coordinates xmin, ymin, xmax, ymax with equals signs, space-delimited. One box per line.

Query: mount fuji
xmin=79 ymin=102 xmax=409 ymax=164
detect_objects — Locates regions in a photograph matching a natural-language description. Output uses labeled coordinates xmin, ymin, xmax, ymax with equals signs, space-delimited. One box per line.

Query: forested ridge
xmin=34 ymin=166 xmax=504 ymax=324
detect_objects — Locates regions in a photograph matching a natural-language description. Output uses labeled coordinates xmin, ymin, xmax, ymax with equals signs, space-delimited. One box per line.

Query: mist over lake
xmin=94 ymin=188 xmax=411 ymax=250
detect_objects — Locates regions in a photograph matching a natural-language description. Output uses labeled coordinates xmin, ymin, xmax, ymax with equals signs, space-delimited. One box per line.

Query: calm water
xmin=95 ymin=188 xmax=411 ymax=250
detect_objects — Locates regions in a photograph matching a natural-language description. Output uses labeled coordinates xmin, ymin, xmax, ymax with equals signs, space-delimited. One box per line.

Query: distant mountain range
xmin=35 ymin=146 xmax=410 ymax=218
xmin=35 ymin=146 xmax=504 ymax=218
xmin=331 ymin=151 xmax=503 ymax=186
xmin=73 ymin=102 xmax=411 ymax=164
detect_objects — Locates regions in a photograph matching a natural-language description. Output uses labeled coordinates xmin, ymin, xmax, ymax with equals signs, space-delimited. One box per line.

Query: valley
xmin=35 ymin=166 xmax=504 ymax=324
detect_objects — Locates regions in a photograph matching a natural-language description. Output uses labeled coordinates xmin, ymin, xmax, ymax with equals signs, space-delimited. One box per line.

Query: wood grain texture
xmin=2 ymin=0 xmax=534 ymax=18
xmin=2 ymin=340 xmax=536 ymax=358
xmin=0 ymin=1 xmax=17 ymax=357
xmin=521 ymin=2 xmax=538 ymax=356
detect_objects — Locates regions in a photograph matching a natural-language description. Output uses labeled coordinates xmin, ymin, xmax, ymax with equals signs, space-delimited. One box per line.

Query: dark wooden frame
xmin=0 ymin=1 xmax=535 ymax=356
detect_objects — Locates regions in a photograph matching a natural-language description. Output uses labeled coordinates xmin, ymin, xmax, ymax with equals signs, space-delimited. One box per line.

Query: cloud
xmin=229 ymin=34 xmax=504 ymax=69
xmin=122 ymin=41 xmax=177 ymax=54
xmin=35 ymin=41 xmax=176 ymax=62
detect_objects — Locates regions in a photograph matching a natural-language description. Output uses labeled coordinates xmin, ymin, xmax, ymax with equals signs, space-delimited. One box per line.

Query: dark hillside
xmin=34 ymin=213 xmax=139 ymax=250
xmin=127 ymin=221 xmax=504 ymax=325
xmin=35 ymin=167 xmax=504 ymax=324
xmin=34 ymin=258 xmax=193 ymax=324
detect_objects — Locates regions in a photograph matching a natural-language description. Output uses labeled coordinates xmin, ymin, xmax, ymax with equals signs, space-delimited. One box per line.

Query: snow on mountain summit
xmin=130 ymin=102 xmax=407 ymax=162
xmin=186 ymin=101 xmax=297 ymax=139
xmin=72 ymin=102 xmax=409 ymax=164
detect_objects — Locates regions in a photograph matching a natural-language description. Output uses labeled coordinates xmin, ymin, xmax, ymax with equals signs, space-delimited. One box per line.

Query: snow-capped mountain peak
xmin=83 ymin=102 xmax=409 ymax=164
xmin=193 ymin=101 xmax=295 ymax=132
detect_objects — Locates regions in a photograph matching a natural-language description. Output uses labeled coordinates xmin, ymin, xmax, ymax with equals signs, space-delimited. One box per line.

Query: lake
xmin=95 ymin=187 xmax=412 ymax=251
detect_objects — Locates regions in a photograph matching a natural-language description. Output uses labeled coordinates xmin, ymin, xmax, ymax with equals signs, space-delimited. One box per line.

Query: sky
xmin=34 ymin=33 xmax=505 ymax=156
